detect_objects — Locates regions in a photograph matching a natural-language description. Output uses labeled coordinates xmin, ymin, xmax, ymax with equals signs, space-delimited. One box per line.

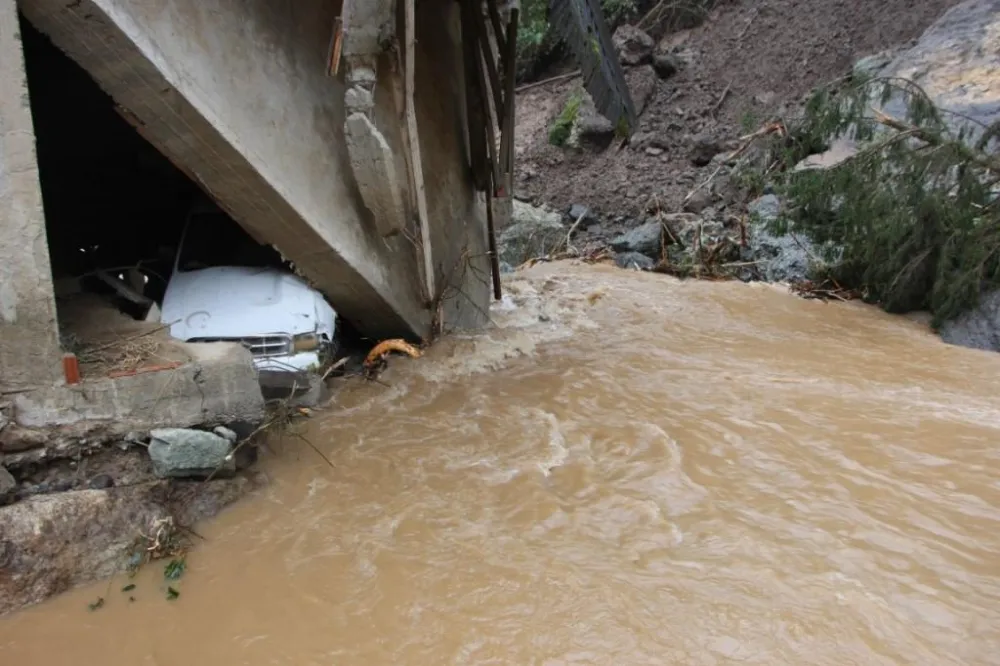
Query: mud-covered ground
xmin=513 ymin=0 xmax=961 ymax=226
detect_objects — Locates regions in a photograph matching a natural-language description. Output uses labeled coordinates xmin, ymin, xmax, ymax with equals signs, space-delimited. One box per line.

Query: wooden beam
xmin=497 ymin=6 xmax=519 ymax=193
xmin=403 ymin=0 xmax=435 ymax=302
xmin=469 ymin=2 xmax=505 ymax=124
xmin=485 ymin=0 xmax=507 ymax=55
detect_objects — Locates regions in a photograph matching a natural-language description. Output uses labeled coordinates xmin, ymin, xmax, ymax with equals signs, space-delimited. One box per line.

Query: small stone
xmin=87 ymin=474 xmax=114 ymax=490
xmin=614 ymin=252 xmax=655 ymax=271
xmin=689 ymin=133 xmax=725 ymax=167
xmin=612 ymin=25 xmax=655 ymax=66
xmin=567 ymin=203 xmax=596 ymax=224
xmin=610 ymin=220 xmax=662 ymax=257
xmin=712 ymin=173 xmax=736 ymax=206
xmin=682 ymin=188 xmax=713 ymax=213
xmin=213 ymin=426 xmax=238 ymax=444
xmin=645 ymin=147 xmax=664 ymax=156
xmin=148 ymin=428 xmax=234 ymax=479
xmin=344 ymin=86 xmax=373 ymax=113
xmin=652 ymin=53 xmax=681 ymax=79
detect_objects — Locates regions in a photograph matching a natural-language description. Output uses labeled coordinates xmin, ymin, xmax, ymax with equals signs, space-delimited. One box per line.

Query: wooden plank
xmin=326 ymin=17 xmax=343 ymax=77
xmin=460 ymin=0 xmax=490 ymax=191
xmin=469 ymin=2 xmax=505 ymax=124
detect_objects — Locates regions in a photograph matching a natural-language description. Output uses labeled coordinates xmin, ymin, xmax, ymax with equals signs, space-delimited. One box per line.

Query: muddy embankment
xmin=506 ymin=0 xmax=1000 ymax=350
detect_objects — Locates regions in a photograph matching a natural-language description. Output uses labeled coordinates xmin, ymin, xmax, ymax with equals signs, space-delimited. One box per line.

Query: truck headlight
xmin=292 ymin=332 xmax=320 ymax=352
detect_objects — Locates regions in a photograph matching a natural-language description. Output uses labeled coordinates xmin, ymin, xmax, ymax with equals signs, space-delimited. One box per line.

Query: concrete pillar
xmin=0 ymin=0 xmax=62 ymax=388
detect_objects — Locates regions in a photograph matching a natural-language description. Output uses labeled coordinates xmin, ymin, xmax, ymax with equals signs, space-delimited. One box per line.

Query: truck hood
xmin=162 ymin=266 xmax=325 ymax=340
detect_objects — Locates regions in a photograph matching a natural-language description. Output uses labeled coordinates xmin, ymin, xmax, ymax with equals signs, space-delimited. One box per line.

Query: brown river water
xmin=2 ymin=263 xmax=1000 ymax=665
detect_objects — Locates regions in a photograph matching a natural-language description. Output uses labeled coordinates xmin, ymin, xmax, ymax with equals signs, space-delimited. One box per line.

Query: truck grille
xmin=188 ymin=335 xmax=292 ymax=357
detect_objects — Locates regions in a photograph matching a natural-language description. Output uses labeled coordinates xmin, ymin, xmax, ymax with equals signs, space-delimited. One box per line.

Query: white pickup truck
xmin=160 ymin=208 xmax=337 ymax=390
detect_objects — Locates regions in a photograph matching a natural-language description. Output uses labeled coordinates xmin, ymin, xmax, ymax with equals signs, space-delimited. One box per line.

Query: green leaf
xmin=164 ymin=557 xmax=186 ymax=581
xmin=166 ymin=587 xmax=180 ymax=601
xmin=88 ymin=597 xmax=105 ymax=611
xmin=121 ymin=583 xmax=136 ymax=592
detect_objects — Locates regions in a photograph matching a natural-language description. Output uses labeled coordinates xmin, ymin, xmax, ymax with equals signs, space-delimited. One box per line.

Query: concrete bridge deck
xmin=1 ymin=0 xmax=492 ymax=387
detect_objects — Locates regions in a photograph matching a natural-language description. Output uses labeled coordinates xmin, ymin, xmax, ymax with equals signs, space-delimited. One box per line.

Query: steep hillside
xmin=513 ymin=0 xmax=961 ymax=224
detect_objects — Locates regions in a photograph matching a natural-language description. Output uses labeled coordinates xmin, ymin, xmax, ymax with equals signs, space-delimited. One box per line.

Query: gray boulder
xmin=852 ymin=48 xmax=900 ymax=79
xmin=939 ymin=290 xmax=1000 ymax=352
xmin=610 ymin=220 xmax=662 ymax=257
xmin=148 ymin=428 xmax=234 ymax=479
xmin=612 ymin=25 xmax=654 ymax=66
xmin=875 ymin=0 xmax=1000 ymax=144
xmin=627 ymin=65 xmax=658 ymax=115
xmin=746 ymin=194 xmax=819 ymax=283
xmin=498 ymin=201 xmax=565 ymax=265
xmin=569 ymin=93 xmax=616 ymax=150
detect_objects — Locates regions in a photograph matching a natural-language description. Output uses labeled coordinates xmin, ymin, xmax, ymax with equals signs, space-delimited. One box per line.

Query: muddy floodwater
xmin=3 ymin=263 xmax=1000 ymax=665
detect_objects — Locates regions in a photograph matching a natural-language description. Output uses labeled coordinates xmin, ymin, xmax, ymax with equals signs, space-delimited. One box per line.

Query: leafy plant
xmin=164 ymin=557 xmax=186 ymax=581
xmin=755 ymin=76 xmax=1000 ymax=326
xmin=548 ymin=93 xmax=583 ymax=146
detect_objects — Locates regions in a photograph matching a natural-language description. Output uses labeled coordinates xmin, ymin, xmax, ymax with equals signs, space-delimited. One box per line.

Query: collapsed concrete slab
xmin=1 ymin=343 xmax=265 ymax=468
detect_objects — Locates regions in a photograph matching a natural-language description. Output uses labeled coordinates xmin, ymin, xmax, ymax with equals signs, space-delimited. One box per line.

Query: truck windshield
xmin=175 ymin=212 xmax=278 ymax=272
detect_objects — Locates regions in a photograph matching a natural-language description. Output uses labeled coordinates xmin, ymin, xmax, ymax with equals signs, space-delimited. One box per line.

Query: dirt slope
xmin=513 ymin=0 xmax=961 ymax=222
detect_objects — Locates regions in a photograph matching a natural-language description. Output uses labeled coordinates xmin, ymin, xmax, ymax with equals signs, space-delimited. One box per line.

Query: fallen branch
xmin=871 ymin=107 xmax=1000 ymax=174
xmin=319 ymin=357 xmax=349 ymax=382
xmin=711 ymin=82 xmax=731 ymax=117
xmin=515 ymin=70 xmax=581 ymax=93
xmin=736 ymin=8 xmax=758 ymax=39
xmin=728 ymin=121 xmax=787 ymax=161
xmin=563 ymin=212 xmax=587 ymax=256
xmin=789 ymin=279 xmax=861 ymax=302
xmin=683 ymin=162 xmax=724 ymax=206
